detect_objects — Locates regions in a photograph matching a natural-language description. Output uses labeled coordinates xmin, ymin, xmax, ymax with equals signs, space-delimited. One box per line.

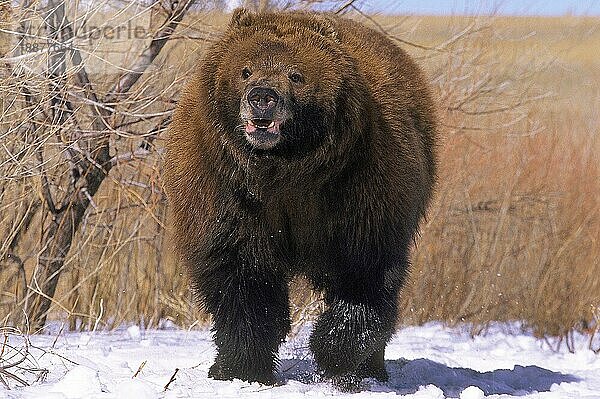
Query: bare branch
xmin=107 ymin=0 xmax=195 ymax=99
xmin=335 ymin=0 xmax=357 ymax=14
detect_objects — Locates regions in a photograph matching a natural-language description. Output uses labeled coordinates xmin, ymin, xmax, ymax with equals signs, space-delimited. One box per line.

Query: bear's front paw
xmin=355 ymin=353 xmax=389 ymax=382
xmin=317 ymin=364 xmax=388 ymax=392
xmin=207 ymin=361 xmax=229 ymax=381
xmin=357 ymin=363 xmax=389 ymax=382
xmin=208 ymin=359 xmax=275 ymax=385
xmin=330 ymin=371 xmax=363 ymax=392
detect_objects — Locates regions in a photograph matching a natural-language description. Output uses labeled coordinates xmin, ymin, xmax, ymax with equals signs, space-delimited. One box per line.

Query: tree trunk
xmin=26 ymin=0 xmax=194 ymax=331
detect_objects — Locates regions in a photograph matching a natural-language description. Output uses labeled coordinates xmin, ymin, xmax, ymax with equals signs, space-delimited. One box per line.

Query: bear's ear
xmin=229 ymin=8 xmax=254 ymax=29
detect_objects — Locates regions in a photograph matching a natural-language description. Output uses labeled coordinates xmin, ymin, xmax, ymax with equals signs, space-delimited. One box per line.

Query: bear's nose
xmin=247 ymin=87 xmax=279 ymax=113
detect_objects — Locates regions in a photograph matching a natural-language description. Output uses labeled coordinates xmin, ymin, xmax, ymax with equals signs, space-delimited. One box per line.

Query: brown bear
xmin=164 ymin=8 xmax=437 ymax=390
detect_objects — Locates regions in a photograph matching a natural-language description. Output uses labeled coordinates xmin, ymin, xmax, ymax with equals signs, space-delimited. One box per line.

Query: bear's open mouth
xmin=243 ymin=118 xmax=282 ymax=149
xmin=245 ymin=119 xmax=281 ymax=134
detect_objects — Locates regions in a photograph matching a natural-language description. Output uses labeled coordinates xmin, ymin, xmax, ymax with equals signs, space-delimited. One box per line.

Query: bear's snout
xmin=241 ymin=85 xmax=286 ymax=150
xmin=247 ymin=87 xmax=279 ymax=118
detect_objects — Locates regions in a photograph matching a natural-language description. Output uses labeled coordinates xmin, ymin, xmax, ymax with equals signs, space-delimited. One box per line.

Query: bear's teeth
xmin=268 ymin=121 xmax=275 ymax=128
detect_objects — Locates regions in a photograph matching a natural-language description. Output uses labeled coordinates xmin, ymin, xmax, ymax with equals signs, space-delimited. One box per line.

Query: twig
xmin=0 ymin=334 xmax=7 ymax=360
xmin=0 ymin=373 xmax=9 ymax=389
xmin=335 ymin=0 xmax=357 ymax=14
xmin=0 ymin=367 xmax=29 ymax=387
xmin=29 ymin=343 xmax=79 ymax=366
xmin=50 ymin=324 xmax=64 ymax=350
xmin=163 ymin=368 xmax=179 ymax=391
xmin=91 ymin=298 xmax=104 ymax=333
xmin=132 ymin=360 xmax=147 ymax=378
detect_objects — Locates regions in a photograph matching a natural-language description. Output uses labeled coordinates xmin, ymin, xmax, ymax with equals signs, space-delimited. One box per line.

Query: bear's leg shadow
xmin=198 ymin=262 xmax=291 ymax=384
xmin=309 ymin=268 xmax=402 ymax=389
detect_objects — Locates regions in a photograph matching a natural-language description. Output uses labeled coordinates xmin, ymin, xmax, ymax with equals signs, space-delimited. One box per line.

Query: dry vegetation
xmin=395 ymin=15 xmax=599 ymax=340
xmin=0 ymin=1 xmax=598 ymax=344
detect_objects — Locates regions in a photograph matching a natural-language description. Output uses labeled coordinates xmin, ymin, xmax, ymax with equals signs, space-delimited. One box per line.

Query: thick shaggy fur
xmin=164 ymin=9 xmax=437 ymax=389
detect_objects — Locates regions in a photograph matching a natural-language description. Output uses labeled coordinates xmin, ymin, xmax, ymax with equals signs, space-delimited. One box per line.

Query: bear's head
xmin=204 ymin=9 xmax=362 ymax=155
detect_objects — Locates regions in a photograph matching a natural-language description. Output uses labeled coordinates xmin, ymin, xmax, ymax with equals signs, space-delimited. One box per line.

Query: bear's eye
xmin=241 ymin=67 xmax=252 ymax=80
xmin=288 ymin=72 xmax=303 ymax=84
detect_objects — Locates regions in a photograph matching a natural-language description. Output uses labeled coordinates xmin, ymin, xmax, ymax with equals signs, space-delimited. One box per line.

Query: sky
xmin=224 ymin=0 xmax=600 ymax=15
xmin=362 ymin=0 xmax=600 ymax=15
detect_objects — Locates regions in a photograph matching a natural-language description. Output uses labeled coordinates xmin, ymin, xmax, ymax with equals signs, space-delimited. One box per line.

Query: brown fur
xmin=164 ymin=9 xmax=437 ymax=390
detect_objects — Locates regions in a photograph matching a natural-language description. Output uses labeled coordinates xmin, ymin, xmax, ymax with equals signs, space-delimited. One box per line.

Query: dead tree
xmin=8 ymin=0 xmax=196 ymax=331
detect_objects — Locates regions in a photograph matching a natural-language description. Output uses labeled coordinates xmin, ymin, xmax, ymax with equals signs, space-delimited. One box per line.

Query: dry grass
xmin=389 ymin=14 xmax=600 ymax=337
xmin=0 ymin=3 xmax=598 ymax=341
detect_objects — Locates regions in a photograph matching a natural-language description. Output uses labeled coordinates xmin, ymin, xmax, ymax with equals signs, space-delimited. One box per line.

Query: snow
xmin=1 ymin=322 xmax=599 ymax=398
xmin=126 ymin=325 xmax=142 ymax=341
xmin=459 ymin=386 xmax=484 ymax=399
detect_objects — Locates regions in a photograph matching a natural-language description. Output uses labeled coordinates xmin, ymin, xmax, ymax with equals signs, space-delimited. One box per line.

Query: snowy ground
xmin=1 ymin=322 xmax=599 ymax=399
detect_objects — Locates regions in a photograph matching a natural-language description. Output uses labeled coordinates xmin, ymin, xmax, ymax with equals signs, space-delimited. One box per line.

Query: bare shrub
xmin=1 ymin=0 xmax=205 ymax=331
xmin=0 ymin=327 xmax=48 ymax=389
